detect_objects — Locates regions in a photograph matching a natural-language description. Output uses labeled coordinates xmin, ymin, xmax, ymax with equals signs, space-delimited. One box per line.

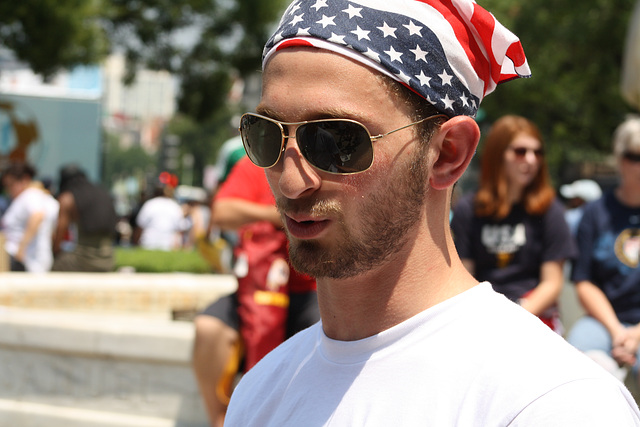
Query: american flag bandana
xmin=263 ymin=0 xmax=530 ymax=117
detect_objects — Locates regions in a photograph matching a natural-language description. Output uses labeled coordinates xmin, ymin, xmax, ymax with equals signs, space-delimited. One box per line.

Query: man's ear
xmin=429 ymin=116 xmax=480 ymax=190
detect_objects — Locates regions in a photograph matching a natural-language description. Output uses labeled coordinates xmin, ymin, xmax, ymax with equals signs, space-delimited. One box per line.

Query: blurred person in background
xmin=560 ymin=178 xmax=603 ymax=236
xmin=177 ymin=185 xmax=211 ymax=249
xmin=192 ymin=157 xmax=318 ymax=427
xmin=211 ymin=135 xmax=246 ymax=193
xmin=206 ymin=135 xmax=248 ymax=250
xmin=128 ymin=188 xmax=148 ymax=246
xmin=52 ymin=164 xmax=117 ymax=272
xmin=135 ymin=173 xmax=186 ymax=251
xmin=451 ymin=115 xmax=575 ymax=333
xmin=1 ymin=162 xmax=58 ymax=272
xmin=567 ymin=115 xmax=640 ymax=384
xmin=199 ymin=134 xmax=252 ymax=274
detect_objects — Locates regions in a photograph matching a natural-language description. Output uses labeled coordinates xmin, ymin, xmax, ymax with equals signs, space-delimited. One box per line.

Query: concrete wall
xmin=0 ymin=272 xmax=237 ymax=427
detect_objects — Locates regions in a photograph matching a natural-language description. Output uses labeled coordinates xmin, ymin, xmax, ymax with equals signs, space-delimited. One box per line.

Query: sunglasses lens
xmin=297 ymin=121 xmax=373 ymax=173
xmin=240 ymin=115 xmax=283 ymax=168
xmin=513 ymin=148 xmax=527 ymax=157
xmin=623 ymin=152 xmax=640 ymax=162
xmin=511 ymin=147 xmax=543 ymax=159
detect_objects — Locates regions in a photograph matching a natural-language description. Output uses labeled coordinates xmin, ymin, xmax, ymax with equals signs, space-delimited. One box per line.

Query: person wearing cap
xmin=560 ymin=178 xmax=603 ymax=236
xmin=225 ymin=0 xmax=640 ymax=424
xmin=451 ymin=115 xmax=575 ymax=334
xmin=567 ymin=115 xmax=640 ymax=387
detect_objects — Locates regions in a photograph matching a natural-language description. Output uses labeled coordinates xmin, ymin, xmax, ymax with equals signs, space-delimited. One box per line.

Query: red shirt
xmin=215 ymin=157 xmax=315 ymax=292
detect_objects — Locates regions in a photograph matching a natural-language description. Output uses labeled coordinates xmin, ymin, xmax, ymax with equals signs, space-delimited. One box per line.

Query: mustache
xmin=276 ymin=197 xmax=341 ymax=217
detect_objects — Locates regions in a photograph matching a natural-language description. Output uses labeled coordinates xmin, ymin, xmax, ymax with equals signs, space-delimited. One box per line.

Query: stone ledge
xmin=0 ymin=399 xmax=176 ymax=427
xmin=0 ymin=272 xmax=237 ymax=315
xmin=0 ymin=307 xmax=194 ymax=363
xmin=0 ymin=309 xmax=209 ymax=426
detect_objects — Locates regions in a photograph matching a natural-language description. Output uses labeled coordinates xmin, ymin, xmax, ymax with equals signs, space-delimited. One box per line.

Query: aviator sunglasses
xmin=239 ymin=113 xmax=447 ymax=175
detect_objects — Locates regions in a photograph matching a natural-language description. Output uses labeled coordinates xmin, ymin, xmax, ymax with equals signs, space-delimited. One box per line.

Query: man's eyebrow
xmin=255 ymin=106 xmax=280 ymax=119
xmin=254 ymin=106 xmax=363 ymax=122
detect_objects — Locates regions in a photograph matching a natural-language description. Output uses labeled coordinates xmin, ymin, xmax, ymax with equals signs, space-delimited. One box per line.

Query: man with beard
xmin=225 ymin=0 xmax=640 ymax=425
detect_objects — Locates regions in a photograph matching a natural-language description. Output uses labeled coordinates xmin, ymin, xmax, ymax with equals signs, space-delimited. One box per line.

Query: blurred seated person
xmin=559 ymin=178 xmax=602 ymax=236
xmin=52 ymin=164 xmax=117 ymax=272
xmin=135 ymin=174 xmax=186 ymax=251
xmin=192 ymin=157 xmax=319 ymax=427
xmin=567 ymin=115 xmax=640 ymax=383
xmin=451 ymin=115 xmax=575 ymax=333
xmin=176 ymin=186 xmax=211 ymax=249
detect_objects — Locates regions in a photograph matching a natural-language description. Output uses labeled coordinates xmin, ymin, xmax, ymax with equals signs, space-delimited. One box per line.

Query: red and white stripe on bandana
xmin=263 ymin=0 xmax=530 ymax=117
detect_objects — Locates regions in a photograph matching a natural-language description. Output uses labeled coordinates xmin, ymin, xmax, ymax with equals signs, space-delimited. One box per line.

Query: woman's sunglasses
xmin=622 ymin=151 xmax=640 ymax=163
xmin=239 ymin=113 xmax=447 ymax=175
xmin=508 ymin=146 xmax=544 ymax=159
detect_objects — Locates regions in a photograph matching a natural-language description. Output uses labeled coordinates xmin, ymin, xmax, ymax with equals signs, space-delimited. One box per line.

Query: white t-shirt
xmin=136 ymin=196 xmax=185 ymax=250
xmin=226 ymin=283 xmax=640 ymax=426
xmin=2 ymin=187 xmax=59 ymax=272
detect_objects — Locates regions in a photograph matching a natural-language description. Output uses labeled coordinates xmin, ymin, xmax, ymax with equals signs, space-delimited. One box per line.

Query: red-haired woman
xmin=451 ymin=115 xmax=575 ymax=333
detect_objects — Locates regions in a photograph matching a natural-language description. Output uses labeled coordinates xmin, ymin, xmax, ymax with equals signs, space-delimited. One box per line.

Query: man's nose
xmin=276 ymin=133 xmax=322 ymax=200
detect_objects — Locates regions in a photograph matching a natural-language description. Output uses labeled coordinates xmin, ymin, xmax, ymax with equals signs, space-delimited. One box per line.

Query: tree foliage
xmin=165 ymin=111 xmax=236 ymax=187
xmin=102 ymin=0 xmax=289 ymax=179
xmin=103 ymin=131 xmax=157 ymax=189
xmin=1 ymin=0 xmax=289 ymax=188
xmin=0 ymin=0 xmax=109 ymax=79
xmin=104 ymin=0 xmax=289 ymax=121
xmin=479 ymin=0 xmax=637 ymax=181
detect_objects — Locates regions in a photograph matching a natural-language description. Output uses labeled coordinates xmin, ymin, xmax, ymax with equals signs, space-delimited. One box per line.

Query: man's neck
xmin=316 ymin=234 xmax=478 ymax=341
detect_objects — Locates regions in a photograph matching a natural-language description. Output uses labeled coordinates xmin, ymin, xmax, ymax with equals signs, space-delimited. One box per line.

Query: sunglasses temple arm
xmin=373 ymin=114 xmax=448 ymax=140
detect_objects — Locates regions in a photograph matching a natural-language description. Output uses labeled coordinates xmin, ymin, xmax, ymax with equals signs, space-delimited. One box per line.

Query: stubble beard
xmin=280 ymin=148 xmax=429 ymax=279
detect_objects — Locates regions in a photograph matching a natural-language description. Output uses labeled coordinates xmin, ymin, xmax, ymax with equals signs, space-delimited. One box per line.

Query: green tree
xmin=103 ymin=0 xmax=289 ymax=183
xmin=479 ymin=0 xmax=637 ymax=182
xmin=2 ymin=0 xmax=288 ymax=120
xmin=165 ymin=111 xmax=237 ymax=187
xmin=1 ymin=0 xmax=289 ymax=189
xmin=104 ymin=0 xmax=289 ymax=121
xmin=0 ymin=0 xmax=109 ymax=79
xmin=103 ymin=131 xmax=157 ymax=189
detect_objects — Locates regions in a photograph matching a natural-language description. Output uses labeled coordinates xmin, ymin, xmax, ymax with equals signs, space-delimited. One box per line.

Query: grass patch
xmin=115 ymin=247 xmax=213 ymax=274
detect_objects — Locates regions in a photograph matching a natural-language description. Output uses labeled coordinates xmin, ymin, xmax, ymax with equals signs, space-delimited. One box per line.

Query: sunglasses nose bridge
xmin=280 ymin=126 xmax=309 ymax=165
xmin=280 ymin=123 xmax=300 ymax=145
xmin=281 ymin=126 xmax=299 ymax=154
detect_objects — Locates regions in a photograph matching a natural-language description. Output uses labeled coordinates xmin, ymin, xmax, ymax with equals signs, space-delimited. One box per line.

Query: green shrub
xmin=114 ymin=247 xmax=213 ymax=274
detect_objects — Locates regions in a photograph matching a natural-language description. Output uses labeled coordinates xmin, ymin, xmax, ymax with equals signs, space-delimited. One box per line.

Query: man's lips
xmin=284 ymin=215 xmax=330 ymax=239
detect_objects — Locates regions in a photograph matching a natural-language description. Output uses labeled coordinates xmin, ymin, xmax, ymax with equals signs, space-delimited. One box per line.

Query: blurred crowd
xmin=0 ymin=162 xmax=220 ymax=273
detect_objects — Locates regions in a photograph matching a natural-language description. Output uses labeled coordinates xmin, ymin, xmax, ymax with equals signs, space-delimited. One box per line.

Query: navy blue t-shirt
xmin=572 ymin=191 xmax=640 ymax=324
xmin=451 ymin=193 xmax=576 ymax=302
